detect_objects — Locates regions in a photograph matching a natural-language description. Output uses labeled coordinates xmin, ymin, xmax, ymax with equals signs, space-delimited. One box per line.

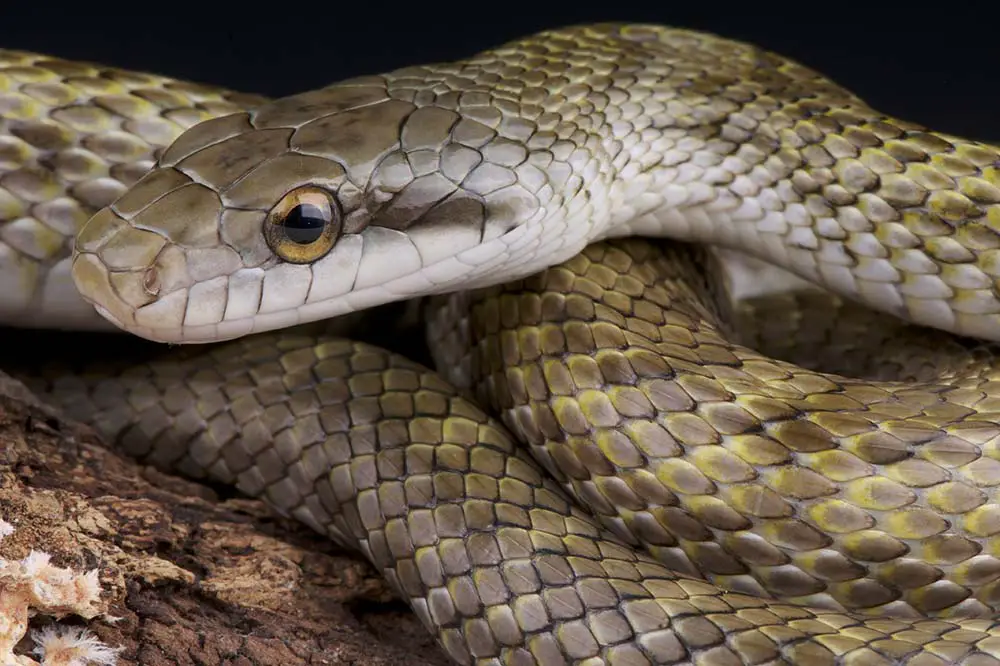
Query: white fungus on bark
xmin=0 ymin=518 xmax=119 ymax=665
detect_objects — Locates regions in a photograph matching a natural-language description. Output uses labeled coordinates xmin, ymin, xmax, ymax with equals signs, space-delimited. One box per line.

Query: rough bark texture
xmin=0 ymin=370 xmax=450 ymax=666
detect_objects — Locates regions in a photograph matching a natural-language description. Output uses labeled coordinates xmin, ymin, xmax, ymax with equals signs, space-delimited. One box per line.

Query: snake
xmin=4 ymin=22 xmax=1000 ymax=665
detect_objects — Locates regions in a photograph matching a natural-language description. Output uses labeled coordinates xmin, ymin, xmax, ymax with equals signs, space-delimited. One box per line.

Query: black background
xmin=1 ymin=4 xmax=997 ymax=142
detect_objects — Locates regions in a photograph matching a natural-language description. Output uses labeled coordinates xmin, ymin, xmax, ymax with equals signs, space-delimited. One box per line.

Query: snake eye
xmin=264 ymin=186 xmax=341 ymax=263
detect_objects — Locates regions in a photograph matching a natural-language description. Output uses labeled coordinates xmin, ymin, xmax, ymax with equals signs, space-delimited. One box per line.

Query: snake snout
xmin=71 ymin=206 xmax=193 ymax=342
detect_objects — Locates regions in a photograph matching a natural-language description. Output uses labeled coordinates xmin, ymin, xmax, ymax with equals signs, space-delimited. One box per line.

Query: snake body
xmin=5 ymin=23 xmax=1000 ymax=665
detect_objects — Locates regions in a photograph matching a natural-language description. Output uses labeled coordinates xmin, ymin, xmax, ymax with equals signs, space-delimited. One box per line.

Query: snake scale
xmin=4 ymin=22 xmax=1000 ymax=665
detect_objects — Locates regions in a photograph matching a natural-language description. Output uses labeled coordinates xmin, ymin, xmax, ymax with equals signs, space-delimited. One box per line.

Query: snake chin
xmin=91 ymin=303 xmax=124 ymax=331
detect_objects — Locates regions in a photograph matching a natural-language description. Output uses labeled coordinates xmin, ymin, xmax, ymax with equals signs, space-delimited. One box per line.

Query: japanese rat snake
xmin=4 ymin=23 xmax=1000 ymax=666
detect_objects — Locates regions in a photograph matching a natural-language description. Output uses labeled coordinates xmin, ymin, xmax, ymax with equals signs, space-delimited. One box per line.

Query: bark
xmin=0 ymin=371 xmax=449 ymax=666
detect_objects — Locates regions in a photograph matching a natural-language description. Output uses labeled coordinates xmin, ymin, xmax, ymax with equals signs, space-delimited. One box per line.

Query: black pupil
xmin=282 ymin=203 xmax=327 ymax=244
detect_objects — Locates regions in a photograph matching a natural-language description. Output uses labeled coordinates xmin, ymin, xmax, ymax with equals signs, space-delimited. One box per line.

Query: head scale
xmin=71 ymin=78 xmax=547 ymax=343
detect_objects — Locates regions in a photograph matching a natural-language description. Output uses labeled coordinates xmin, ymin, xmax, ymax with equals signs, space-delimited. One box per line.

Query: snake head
xmin=71 ymin=80 xmax=547 ymax=343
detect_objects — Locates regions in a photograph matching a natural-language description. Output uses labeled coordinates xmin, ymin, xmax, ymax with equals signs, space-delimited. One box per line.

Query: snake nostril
xmin=142 ymin=266 xmax=161 ymax=297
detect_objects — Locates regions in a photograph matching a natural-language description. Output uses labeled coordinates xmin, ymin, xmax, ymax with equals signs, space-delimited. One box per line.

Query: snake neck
xmin=615 ymin=121 xmax=1000 ymax=341
xmin=392 ymin=24 xmax=1000 ymax=339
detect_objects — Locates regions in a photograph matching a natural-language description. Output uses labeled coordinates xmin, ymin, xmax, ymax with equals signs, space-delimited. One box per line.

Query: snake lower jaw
xmin=69 ymin=258 xmax=220 ymax=344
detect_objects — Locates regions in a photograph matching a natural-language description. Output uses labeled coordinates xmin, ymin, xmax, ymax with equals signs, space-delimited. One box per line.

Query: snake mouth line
xmin=73 ymin=221 xmax=536 ymax=344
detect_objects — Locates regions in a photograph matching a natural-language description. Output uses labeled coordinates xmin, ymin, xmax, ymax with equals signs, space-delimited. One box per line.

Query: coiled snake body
xmin=4 ymin=23 xmax=1000 ymax=665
